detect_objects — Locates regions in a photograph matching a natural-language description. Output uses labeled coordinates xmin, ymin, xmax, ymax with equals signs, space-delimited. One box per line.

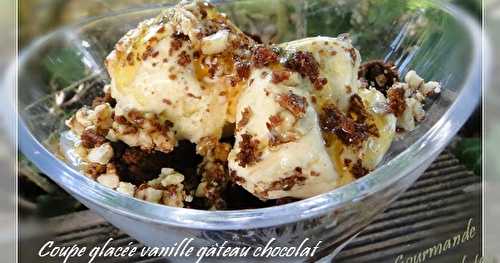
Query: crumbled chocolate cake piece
xmin=276 ymin=91 xmax=308 ymax=118
xmin=351 ymin=160 xmax=369 ymax=179
xmin=358 ymin=60 xmax=399 ymax=95
xmin=81 ymin=129 xmax=106 ymax=148
xmin=174 ymin=32 xmax=190 ymax=41
xmin=320 ymin=104 xmax=372 ymax=145
xmin=169 ymin=32 xmax=189 ymax=55
xmin=252 ymin=46 xmax=279 ymax=68
xmin=271 ymin=70 xmax=290 ymax=84
xmin=113 ymin=147 xmax=172 ymax=185
xmin=348 ymin=94 xmax=370 ymax=124
xmin=121 ymin=147 xmax=148 ymax=166
xmin=267 ymin=167 xmax=307 ymax=192
xmin=284 ymin=50 xmax=326 ymax=90
xmin=109 ymin=141 xmax=200 ymax=187
xmin=229 ymin=169 xmax=245 ymax=184
xmin=387 ymin=87 xmax=407 ymax=117
xmin=236 ymin=133 xmax=262 ymax=167
xmin=314 ymin=77 xmax=328 ymax=90
xmin=236 ymin=107 xmax=253 ymax=131
xmin=235 ymin=61 xmax=251 ymax=80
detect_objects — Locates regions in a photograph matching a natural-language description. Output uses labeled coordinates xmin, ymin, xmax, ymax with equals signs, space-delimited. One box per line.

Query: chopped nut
xmin=135 ymin=168 xmax=188 ymax=207
xmin=201 ymin=30 xmax=229 ymax=55
xmin=87 ymin=143 xmax=114 ymax=165
xmin=421 ymin=81 xmax=441 ymax=97
xmin=405 ymin=70 xmax=424 ymax=91
xmin=159 ymin=168 xmax=185 ymax=186
xmin=196 ymin=137 xmax=231 ymax=209
xmin=143 ymin=188 xmax=164 ymax=203
xmin=109 ymin=110 xmax=176 ymax=153
xmin=116 ymin=182 xmax=136 ymax=196
xmin=97 ymin=173 xmax=120 ymax=189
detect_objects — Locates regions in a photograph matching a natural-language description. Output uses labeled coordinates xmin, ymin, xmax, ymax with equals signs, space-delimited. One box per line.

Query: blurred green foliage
xmin=454 ymin=138 xmax=482 ymax=176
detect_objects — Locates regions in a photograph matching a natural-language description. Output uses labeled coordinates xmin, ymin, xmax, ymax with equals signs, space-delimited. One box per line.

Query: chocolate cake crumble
xmin=284 ymin=50 xmax=327 ymax=90
xmin=387 ymin=87 xmax=407 ymax=117
xmin=235 ymin=133 xmax=262 ymax=167
xmin=359 ymin=60 xmax=400 ymax=95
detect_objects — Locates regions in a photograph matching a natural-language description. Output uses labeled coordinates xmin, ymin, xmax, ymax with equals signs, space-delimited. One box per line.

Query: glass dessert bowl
xmin=16 ymin=0 xmax=481 ymax=261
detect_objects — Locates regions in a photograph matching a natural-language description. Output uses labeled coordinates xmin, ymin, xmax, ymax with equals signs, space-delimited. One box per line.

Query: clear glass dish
xmin=15 ymin=0 xmax=482 ymax=261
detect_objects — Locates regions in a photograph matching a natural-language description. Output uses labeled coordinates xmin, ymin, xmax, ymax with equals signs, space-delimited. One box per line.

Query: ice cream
xmin=227 ymin=36 xmax=399 ymax=199
xmin=105 ymin=1 xmax=255 ymax=144
xmin=228 ymin=68 xmax=339 ymax=200
xmin=64 ymin=0 xmax=441 ymax=208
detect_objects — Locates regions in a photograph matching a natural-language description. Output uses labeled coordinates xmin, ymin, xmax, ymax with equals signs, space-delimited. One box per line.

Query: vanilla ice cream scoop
xmin=105 ymin=1 xmax=254 ymax=143
xmin=280 ymin=36 xmax=396 ymax=183
xmin=322 ymin=87 xmax=397 ymax=183
xmin=228 ymin=68 xmax=339 ymax=200
xmin=228 ymin=36 xmax=398 ymax=199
